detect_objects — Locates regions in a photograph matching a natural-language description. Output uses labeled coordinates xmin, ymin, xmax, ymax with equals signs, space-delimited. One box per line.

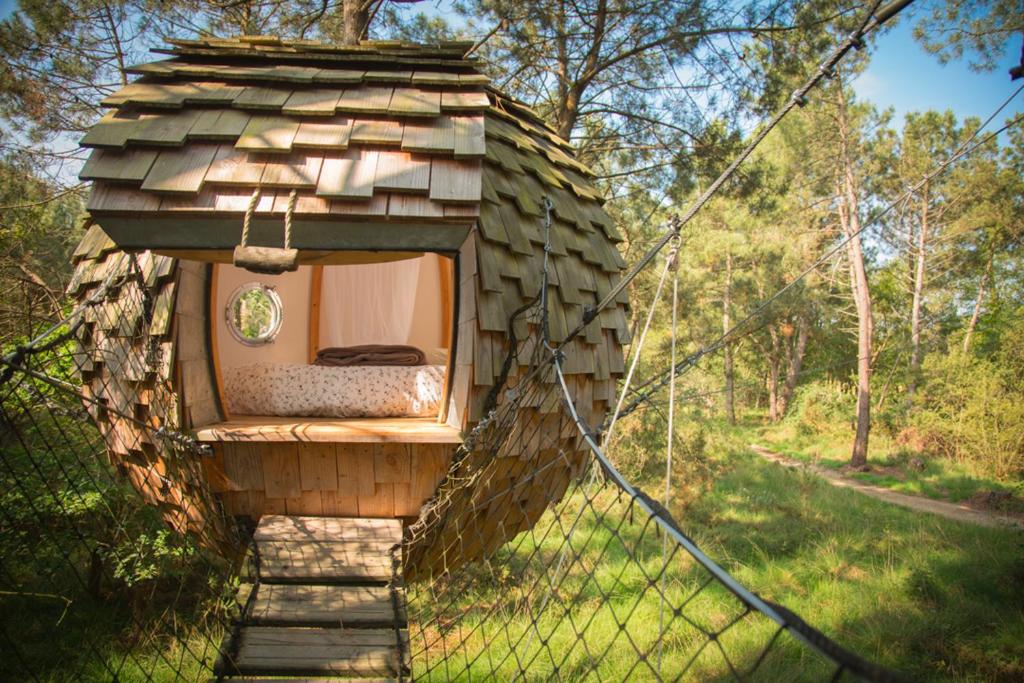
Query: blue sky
xmin=854 ymin=17 xmax=1023 ymax=127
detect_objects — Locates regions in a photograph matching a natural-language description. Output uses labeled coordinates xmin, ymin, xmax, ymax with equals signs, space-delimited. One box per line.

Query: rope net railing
xmin=401 ymin=239 xmax=900 ymax=682
xmin=0 ymin=256 xmax=242 ymax=682
xmin=0 ymin=4 xmax=929 ymax=679
xmin=0 ymin=243 xmax=902 ymax=682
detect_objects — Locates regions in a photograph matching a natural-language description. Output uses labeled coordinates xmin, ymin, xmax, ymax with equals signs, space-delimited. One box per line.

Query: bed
xmin=223 ymin=362 xmax=446 ymax=418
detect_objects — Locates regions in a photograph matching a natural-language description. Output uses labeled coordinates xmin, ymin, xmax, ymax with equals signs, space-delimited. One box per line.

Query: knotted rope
xmin=234 ymin=188 xmax=300 ymax=274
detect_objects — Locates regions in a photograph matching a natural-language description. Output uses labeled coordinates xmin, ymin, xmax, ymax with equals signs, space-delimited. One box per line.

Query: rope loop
xmin=240 ymin=187 xmax=261 ymax=247
xmin=284 ymin=189 xmax=297 ymax=249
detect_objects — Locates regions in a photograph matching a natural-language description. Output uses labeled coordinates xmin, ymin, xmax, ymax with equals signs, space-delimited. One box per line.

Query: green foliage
xmin=776 ymin=379 xmax=854 ymax=440
xmin=0 ymin=160 xmax=84 ymax=343
xmin=910 ymin=349 xmax=1024 ymax=480
xmin=0 ymin=388 xmax=235 ymax=680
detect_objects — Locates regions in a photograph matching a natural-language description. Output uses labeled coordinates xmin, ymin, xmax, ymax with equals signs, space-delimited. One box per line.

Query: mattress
xmin=223 ymin=362 xmax=445 ymax=418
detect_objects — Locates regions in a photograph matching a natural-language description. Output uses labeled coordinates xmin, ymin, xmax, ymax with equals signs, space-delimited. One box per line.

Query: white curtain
xmin=319 ymin=257 xmax=423 ymax=348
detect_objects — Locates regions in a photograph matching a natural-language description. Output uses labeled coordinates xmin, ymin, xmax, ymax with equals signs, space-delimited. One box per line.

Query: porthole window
xmin=226 ymin=283 xmax=283 ymax=346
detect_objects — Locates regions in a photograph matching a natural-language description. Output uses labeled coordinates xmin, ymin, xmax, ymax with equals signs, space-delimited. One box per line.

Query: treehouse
xmin=68 ymin=36 xmax=629 ymax=574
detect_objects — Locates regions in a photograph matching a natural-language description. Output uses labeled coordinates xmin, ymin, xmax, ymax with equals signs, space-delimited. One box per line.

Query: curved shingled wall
xmin=70 ymin=37 xmax=629 ymax=575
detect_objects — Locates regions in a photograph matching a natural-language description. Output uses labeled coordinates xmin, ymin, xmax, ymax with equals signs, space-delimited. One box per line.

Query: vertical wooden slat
xmin=298 ymin=442 xmax=337 ymax=491
xmin=223 ymin=443 xmax=264 ymax=491
xmin=321 ymin=489 xmax=360 ymax=516
xmin=373 ymin=443 xmax=411 ymax=484
xmin=358 ymin=484 xmax=395 ymax=518
xmin=286 ymin=490 xmax=324 ymax=515
xmin=264 ymin=444 xmax=302 ymax=499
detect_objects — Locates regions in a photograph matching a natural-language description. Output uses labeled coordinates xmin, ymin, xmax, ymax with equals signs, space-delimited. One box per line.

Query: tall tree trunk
xmin=342 ymin=0 xmax=370 ymax=45
xmin=779 ymin=315 xmax=809 ymax=416
xmin=723 ymin=252 xmax=736 ymax=425
xmin=837 ymin=87 xmax=873 ymax=469
xmin=963 ymin=253 xmax=992 ymax=353
xmin=907 ymin=186 xmax=929 ymax=403
xmin=767 ymin=324 xmax=781 ymax=422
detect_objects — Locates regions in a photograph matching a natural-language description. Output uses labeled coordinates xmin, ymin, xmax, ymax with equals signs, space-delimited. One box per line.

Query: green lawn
xmin=749 ymin=420 xmax=1023 ymax=510
xmin=410 ymin=424 xmax=1024 ymax=681
xmin=4 ymin=415 xmax=1022 ymax=681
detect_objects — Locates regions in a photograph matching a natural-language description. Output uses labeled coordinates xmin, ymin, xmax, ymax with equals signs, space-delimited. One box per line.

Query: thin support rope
xmin=602 ymin=243 xmax=677 ymax=450
xmin=657 ymin=238 xmax=680 ymax=675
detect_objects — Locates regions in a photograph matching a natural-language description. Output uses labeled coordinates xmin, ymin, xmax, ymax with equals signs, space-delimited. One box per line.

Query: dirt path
xmin=749 ymin=445 xmax=1024 ymax=530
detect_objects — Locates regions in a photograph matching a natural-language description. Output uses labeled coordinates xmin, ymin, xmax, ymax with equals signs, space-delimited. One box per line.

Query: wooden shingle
xmin=282 ymin=88 xmax=342 ymax=116
xmin=402 ymin=116 xmax=454 ymax=153
xmin=312 ymin=68 xmax=366 ymax=84
xmin=188 ymin=109 xmax=251 ymax=140
xmin=234 ymin=86 xmax=293 ymax=110
xmin=350 ymin=118 xmax=403 ymax=145
xmin=235 ymin=116 xmax=300 ymax=152
xmin=388 ymin=88 xmax=441 ymax=117
xmin=337 ymin=86 xmax=394 ymax=114
xmin=453 ymin=116 xmax=486 ymax=157
xmin=128 ymin=110 xmax=202 ymax=146
xmin=317 ymin=148 xmax=379 ymax=199
xmin=260 ymin=152 xmax=324 ymax=187
xmin=441 ymin=90 xmax=490 ymax=111
xmin=140 ymin=144 xmax=219 ymax=193
xmin=374 ymin=151 xmax=430 ymax=192
xmin=80 ymin=111 xmax=142 ymax=149
xmin=80 ymin=149 xmax=158 ymax=182
xmin=429 ymin=159 xmax=481 ymax=203
xmin=293 ymin=117 xmax=353 ymax=149
xmin=204 ymin=146 xmax=268 ymax=185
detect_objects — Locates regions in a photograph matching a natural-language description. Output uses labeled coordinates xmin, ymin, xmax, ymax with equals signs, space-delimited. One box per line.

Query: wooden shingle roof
xmin=79 ymin=37 xmax=615 ymax=259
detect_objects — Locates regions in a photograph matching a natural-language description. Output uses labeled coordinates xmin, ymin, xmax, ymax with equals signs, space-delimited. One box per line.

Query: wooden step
xmin=253 ymin=516 xmax=403 ymax=584
xmin=257 ymin=540 xmax=399 ymax=583
xmin=244 ymin=584 xmax=407 ymax=627
xmin=256 ymin=516 xmax=403 ymax=544
xmin=223 ymin=627 xmax=410 ymax=678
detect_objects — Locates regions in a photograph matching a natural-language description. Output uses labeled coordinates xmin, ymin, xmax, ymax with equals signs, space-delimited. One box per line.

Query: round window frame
xmin=225 ymin=282 xmax=284 ymax=346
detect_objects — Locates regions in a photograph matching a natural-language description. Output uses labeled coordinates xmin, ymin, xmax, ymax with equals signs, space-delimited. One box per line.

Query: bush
xmin=784 ymin=379 xmax=854 ymax=435
xmin=910 ymin=352 xmax=1024 ymax=480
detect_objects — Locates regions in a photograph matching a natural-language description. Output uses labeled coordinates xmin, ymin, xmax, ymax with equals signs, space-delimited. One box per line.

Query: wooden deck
xmin=196 ymin=416 xmax=463 ymax=444
xmin=216 ymin=516 xmax=409 ymax=680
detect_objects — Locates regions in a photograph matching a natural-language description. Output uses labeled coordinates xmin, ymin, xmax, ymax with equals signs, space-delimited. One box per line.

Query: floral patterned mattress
xmin=223 ymin=362 xmax=446 ymax=418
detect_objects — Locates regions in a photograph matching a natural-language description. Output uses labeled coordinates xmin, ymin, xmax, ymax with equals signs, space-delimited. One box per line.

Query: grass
xmin=748 ymin=419 xmax=1023 ymax=508
xmin=0 ymin=404 xmax=235 ymax=683
xmin=410 ymin=421 xmax=1024 ymax=681
xmin=4 ymin=404 xmax=1022 ymax=681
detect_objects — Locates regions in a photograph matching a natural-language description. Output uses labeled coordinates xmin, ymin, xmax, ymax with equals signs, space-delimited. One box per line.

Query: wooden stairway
xmin=215 ymin=516 xmax=409 ymax=681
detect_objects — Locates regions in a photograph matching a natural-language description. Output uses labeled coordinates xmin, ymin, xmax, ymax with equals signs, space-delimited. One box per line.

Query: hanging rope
xmin=657 ymin=237 xmax=681 ymax=675
xmin=233 ymin=188 xmax=300 ymax=274
xmin=602 ymin=235 xmax=678 ymax=450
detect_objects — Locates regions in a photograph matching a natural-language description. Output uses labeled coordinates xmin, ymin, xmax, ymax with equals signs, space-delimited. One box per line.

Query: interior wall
xmin=213 ymin=254 xmax=447 ymax=375
xmin=214 ymin=264 xmax=312 ymax=371
xmin=318 ymin=253 xmax=446 ymax=355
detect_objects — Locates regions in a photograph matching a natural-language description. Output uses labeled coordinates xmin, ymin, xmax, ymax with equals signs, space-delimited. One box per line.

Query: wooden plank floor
xmin=195 ymin=416 xmax=463 ymax=443
xmin=246 ymin=584 xmax=406 ymax=626
xmin=217 ymin=516 xmax=409 ymax=680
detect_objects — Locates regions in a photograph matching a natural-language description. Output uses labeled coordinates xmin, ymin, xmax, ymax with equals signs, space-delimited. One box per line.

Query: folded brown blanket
xmin=314 ymin=344 xmax=426 ymax=367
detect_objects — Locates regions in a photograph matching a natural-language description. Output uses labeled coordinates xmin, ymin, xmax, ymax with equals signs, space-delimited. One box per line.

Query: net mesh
xmin=2 ymin=235 xmax=907 ymax=683
xmin=0 ymin=245 xmax=901 ymax=682
xmin=401 ymin=308 xmax=897 ymax=681
xmin=0 ymin=257 xmax=241 ymax=682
